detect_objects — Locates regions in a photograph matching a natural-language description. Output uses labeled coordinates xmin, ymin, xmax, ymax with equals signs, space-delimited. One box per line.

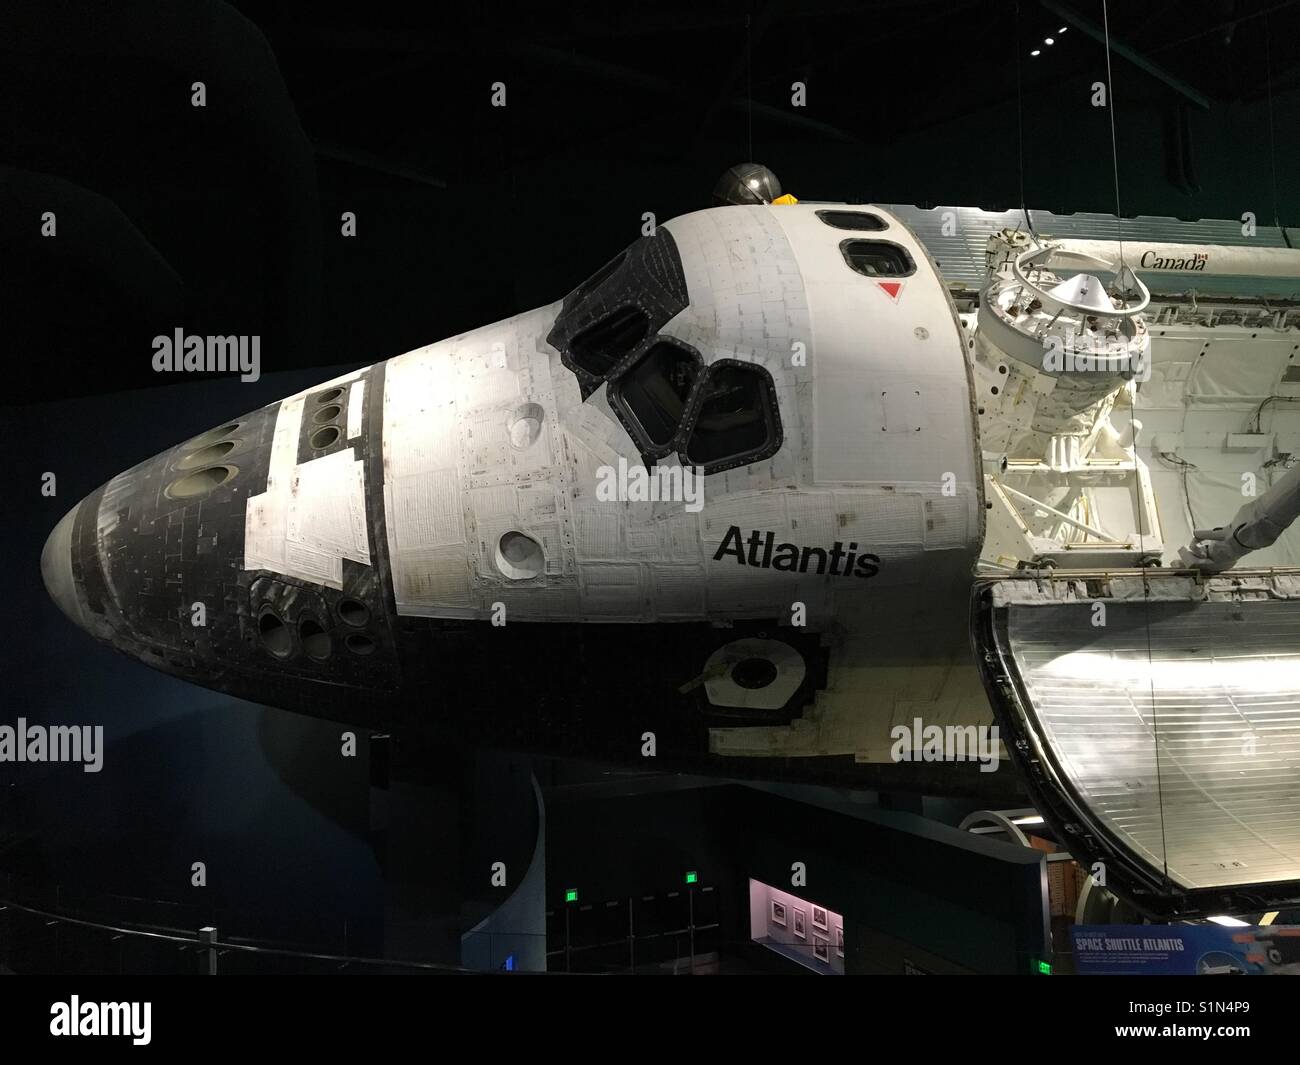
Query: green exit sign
xmin=685 ymin=871 xmax=698 ymax=885
xmin=1036 ymin=959 xmax=1052 ymax=975
xmin=564 ymin=888 xmax=578 ymax=904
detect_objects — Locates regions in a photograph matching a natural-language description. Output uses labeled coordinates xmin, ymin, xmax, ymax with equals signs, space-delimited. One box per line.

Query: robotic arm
xmin=1180 ymin=460 xmax=1300 ymax=572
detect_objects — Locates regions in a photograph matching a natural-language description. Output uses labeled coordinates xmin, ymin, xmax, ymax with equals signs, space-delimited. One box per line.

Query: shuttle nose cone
xmin=42 ymin=502 xmax=87 ymax=630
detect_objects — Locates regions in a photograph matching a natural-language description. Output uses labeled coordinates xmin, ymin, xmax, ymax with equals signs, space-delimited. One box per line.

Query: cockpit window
xmin=840 ymin=239 xmax=915 ymax=278
xmin=568 ymin=306 xmax=650 ymax=378
xmin=682 ymin=361 xmax=781 ymax=471
xmin=817 ymin=209 xmax=887 ymax=231
xmin=609 ymin=339 xmax=701 ymax=452
xmin=549 ymin=231 xmax=783 ymax=475
xmin=562 ymin=250 xmax=627 ymax=311
xmin=547 ymin=229 xmax=689 ymax=394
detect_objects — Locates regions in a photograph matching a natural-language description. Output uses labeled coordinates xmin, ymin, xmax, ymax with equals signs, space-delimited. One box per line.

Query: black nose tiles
xmin=42 ymin=503 xmax=85 ymax=630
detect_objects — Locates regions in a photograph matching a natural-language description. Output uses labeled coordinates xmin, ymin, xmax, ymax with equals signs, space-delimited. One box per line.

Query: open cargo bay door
xmin=975 ymin=570 xmax=1300 ymax=919
xmin=934 ymin=209 xmax=1300 ymax=918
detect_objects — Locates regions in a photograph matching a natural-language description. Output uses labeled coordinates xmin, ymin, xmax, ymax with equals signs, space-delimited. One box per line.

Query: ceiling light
xmin=1030 ymin=49 xmax=1041 ymax=56
xmin=1207 ymin=915 xmax=1250 ymax=927
xmin=1045 ymin=37 xmax=1055 ymax=45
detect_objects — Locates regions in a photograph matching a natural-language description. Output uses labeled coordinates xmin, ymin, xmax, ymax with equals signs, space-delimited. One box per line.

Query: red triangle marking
xmin=876 ymin=280 xmax=903 ymax=302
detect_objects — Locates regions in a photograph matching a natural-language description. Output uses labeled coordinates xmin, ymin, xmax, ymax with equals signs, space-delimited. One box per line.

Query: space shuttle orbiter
xmin=42 ymin=185 xmax=1300 ymax=917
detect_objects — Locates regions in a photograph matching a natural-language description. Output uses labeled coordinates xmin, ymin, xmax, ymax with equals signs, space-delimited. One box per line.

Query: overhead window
xmin=683 ymin=361 xmax=781 ymax=471
xmin=610 ymin=340 xmax=702 ymax=451
xmin=840 ymin=239 xmax=915 ymax=278
xmin=547 ymin=229 xmax=690 ymax=391
xmin=567 ymin=306 xmax=650 ymax=378
xmin=563 ymin=250 xmax=627 ymax=309
xmin=816 ymin=209 xmax=887 ymax=231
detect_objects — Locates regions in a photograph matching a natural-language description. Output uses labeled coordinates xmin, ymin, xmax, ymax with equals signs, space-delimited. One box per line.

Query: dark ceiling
xmin=3 ymin=0 xmax=1297 ymax=402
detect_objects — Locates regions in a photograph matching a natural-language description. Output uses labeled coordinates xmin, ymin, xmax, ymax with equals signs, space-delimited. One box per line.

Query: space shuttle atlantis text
xmin=712 ymin=526 xmax=882 ymax=578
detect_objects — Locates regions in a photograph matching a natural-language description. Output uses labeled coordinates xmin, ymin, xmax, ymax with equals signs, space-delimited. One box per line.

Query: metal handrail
xmin=0 ymin=893 xmax=491 ymax=974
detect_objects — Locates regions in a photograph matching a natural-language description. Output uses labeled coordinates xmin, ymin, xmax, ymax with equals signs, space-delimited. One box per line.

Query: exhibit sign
xmin=1071 ymin=925 xmax=1300 ymax=975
